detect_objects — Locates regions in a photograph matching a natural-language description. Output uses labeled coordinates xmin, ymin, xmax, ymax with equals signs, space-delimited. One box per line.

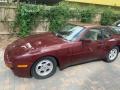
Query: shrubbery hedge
xmin=14 ymin=3 xmax=120 ymax=37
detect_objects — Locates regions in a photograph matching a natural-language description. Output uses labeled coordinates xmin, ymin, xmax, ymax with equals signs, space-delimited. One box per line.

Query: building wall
xmin=66 ymin=0 xmax=120 ymax=7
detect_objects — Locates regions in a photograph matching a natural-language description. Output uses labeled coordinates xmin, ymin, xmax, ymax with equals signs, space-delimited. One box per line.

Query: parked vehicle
xmin=113 ymin=20 xmax=120 ymax=27
xmin=111 ymin=26 xmax=120 ymax=34
xmin=4 ymin=24 xmax=120 ymax=79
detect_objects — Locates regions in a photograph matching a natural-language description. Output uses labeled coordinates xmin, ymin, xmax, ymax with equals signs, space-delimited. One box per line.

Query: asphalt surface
xmin=0 ymin=48 xmax=120 ymax=90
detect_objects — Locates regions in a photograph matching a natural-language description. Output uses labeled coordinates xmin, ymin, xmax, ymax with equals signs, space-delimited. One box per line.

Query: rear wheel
xmin=105 ymin=47 xmax=119 ymax=62
xmin=31 ymin=57 xmax=57 ymax=79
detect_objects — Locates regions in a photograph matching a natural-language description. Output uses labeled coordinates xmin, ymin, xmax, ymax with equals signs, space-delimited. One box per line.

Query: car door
xmin=70 ymin=28 xmax=105 ymax=65
xmin=100 ymin=27 xmax=118 ymax=57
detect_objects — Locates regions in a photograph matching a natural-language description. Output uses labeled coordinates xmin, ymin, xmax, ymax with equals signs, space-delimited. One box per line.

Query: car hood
xmin=7 ymin=32 xmax=65 ymax=56
xmin=14 ymin=32 xmax=64 ymax=48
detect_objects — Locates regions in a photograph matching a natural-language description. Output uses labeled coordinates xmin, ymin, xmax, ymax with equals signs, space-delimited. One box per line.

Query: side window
xmin=84 ymin=29 xmax=102 ymax=41
xmin=102 ymin=28 xmax=112 ymax=39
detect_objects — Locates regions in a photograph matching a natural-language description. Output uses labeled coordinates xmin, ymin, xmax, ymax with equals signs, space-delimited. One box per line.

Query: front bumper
xmin=11 ymin=67 xmax=32 ymax=78
xmin=4 ymin=46 xmax=31 ymax=78
xmin=4 ymin=49 xmax=14 ymax=69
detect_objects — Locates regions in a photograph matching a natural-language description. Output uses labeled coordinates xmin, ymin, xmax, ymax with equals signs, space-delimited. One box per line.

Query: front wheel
xmin=105 ymin=47 xmax=119 ymax=62
xmin=31 ymin=57 xmax=57 ymax=79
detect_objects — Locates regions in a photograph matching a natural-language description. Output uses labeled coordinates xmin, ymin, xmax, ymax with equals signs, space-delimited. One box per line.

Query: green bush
xmin=80 ymin=6 xmax=95 ymax=23
xmin=14 ymin=3 xmax=120 ymax=37
xmin=100 ymin=8 xmax=114 ymax=25
xmin=112 ymin=13 xmax=120 ymax=23
xmin=14 ymin=3 xmax=72 ymax=37
xmin=14 ymin=4 xmax=47 ymax=37
xmin=48 ymin=3 xmax=70 ymax=32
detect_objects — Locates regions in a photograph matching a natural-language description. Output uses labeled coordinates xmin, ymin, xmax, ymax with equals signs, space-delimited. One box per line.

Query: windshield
xmin=56 ymin=24 xmax=85 ymax=41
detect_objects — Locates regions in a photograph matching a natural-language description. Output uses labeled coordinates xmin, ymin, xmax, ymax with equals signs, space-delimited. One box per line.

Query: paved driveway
xmin=0 ymin=48 xmax=120 ymax=90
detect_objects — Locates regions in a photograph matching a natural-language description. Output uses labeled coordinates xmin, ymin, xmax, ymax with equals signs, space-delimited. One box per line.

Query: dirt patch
xmin=0 ymin=35 xmax=18 ymax=49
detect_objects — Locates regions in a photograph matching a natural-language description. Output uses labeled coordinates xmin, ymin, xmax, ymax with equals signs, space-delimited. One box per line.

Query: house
xmin=66 ymin=0 xmax=120 ymax=7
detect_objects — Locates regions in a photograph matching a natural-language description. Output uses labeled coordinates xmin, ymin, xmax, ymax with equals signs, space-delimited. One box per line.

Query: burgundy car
xmin=4 ymin=24 xmax=120 ymax=79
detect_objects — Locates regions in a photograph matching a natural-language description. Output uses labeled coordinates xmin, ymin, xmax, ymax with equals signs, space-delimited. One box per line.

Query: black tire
xmin=105 ymin=47 xmax=119 ymax=63
xmin=31 ymin=57 xmax=57 ymax=79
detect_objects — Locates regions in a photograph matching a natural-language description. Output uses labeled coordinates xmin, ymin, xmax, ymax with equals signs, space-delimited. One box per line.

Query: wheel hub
xmin=109 ymin=48 xmax=118 ymax=61
xmin=35 ymin=60 xmax=53 ymax=76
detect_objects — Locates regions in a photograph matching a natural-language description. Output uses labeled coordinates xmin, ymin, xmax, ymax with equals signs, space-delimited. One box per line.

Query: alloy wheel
xmin=35 ymin=59 xmax=54 ymax=76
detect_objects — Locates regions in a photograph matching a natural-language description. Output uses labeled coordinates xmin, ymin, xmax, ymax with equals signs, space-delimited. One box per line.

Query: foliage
xmin=80 ymin=6 xmax=96 ymax=23
xmin=14 ymin=4 xmax=47 ymax=37
xmin=48 ymin=3 xmax=70 ymax=32
xmin=100 ymin=8 xmax=114 ymax=25
xmin=14 ymin=3 xmax=73 ymax=36
xmin=14 ymin=3 xmax=120 ymax=37
xmin=112 ymin=13 xmax=120 ymax=23
xmin=72 ymin=7 xmax=81 ymax=19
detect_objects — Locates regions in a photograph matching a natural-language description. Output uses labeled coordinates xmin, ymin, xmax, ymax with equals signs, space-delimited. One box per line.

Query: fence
xmin=0 ymin=3 xmax=50 ymax=35
xmin=0 ymin=3 xmax=16 ymax=34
